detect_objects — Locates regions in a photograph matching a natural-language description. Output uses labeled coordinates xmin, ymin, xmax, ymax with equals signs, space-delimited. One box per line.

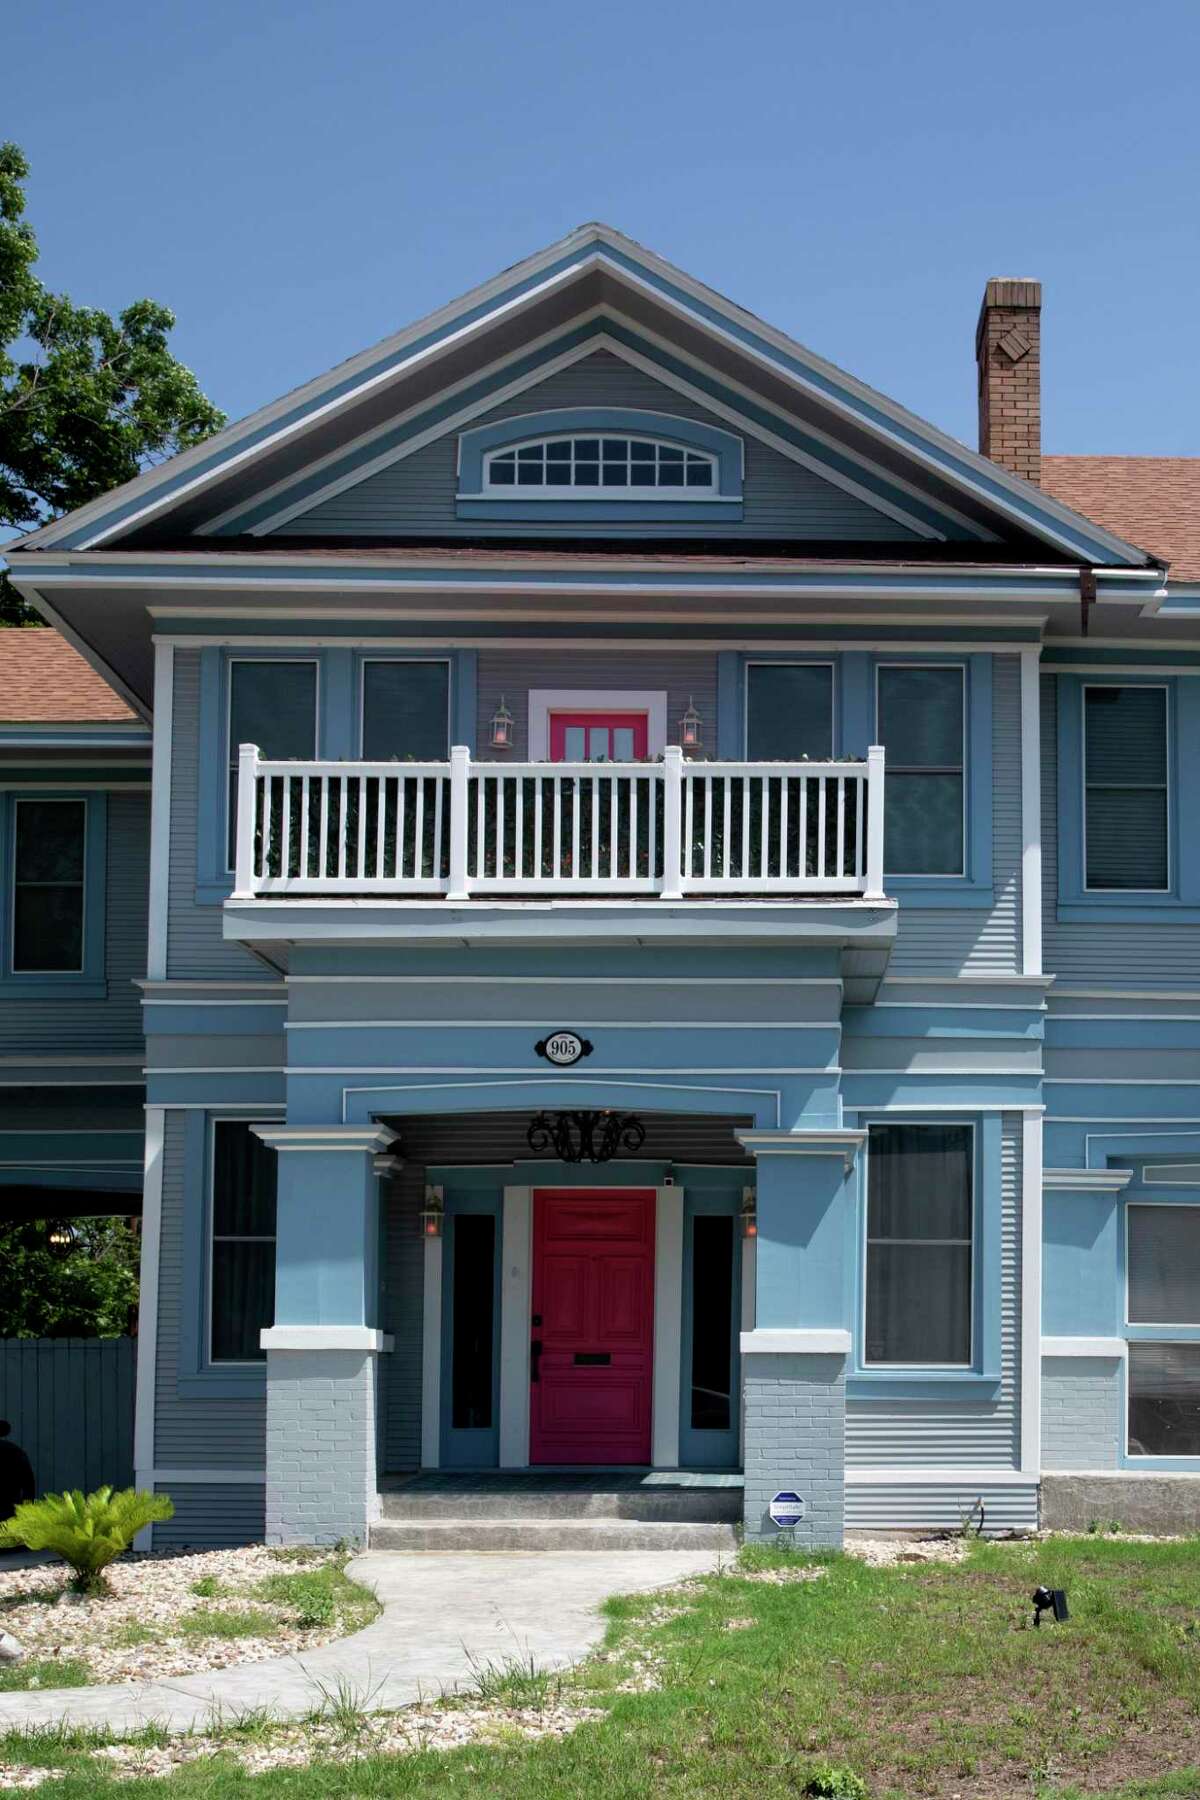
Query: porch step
xmin=368 ymin=1517 xmax=738 ymax=1553
xmin=379 ymin=1482 xmax=741 ymax=1525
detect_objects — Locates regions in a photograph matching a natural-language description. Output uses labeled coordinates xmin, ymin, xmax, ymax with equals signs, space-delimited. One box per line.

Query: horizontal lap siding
xmin=153 ymin=1482 xmax=265 ymax=1548
xmin=1042 ymin=673 xmax=1200 ymax=983
xmin=888 ymin=654 xmax=1021 ymax=976
xmin=845 ymin=1481 xmax=1039 ymax=1531
xmin=154 ymin=1111 xmax=266 ymax=1471
xmin=168 ymin=651 xmax=262 ymax=980
xmin=270 ymin=350 xmax=920 ymax=541
xmin=0 ymin=1338 xmax=134 ymax=1495
xmin=845 ymin=1112 xmax=1021 ymax=1468
xmin=476 ymin=650 xmax=717 ymax=761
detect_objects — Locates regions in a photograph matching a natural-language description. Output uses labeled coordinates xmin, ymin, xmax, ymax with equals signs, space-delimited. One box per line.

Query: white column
xmin=1020 ymin=647 xmax=1043 ymax=976
xmin=146 ymin=642 xmax=174 ymax=980
xmin=231 ymin=743 xmax=260 ymax=901
xmin=651 ymin=1186 xmax=684 ymax=1467
xmin=864 ymin=743 xmax=886 ymax=900
xmin=1020 ymin=1109 xmax=1044 ymax=1475
xmin=660 ymin=746 xmax=684 ymax=900
xmin=498 ymin=1186 xmax=532 ymax=1467
xmin=447 ymin=745 xmax=471 ymax=901
xmin=133 ymin=1107 xmax=166 ymax=1547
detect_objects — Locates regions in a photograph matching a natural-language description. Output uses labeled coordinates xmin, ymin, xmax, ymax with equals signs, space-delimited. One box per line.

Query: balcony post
xmin=231 ymin=743 xmax=260 ymax=900
xmin=660 ymin=746 xmax=684 ymax=900
xmin=863 ymin=743 xmax=886 ymax=901
xmin=447 ymin=745 xmax=471 ymax=900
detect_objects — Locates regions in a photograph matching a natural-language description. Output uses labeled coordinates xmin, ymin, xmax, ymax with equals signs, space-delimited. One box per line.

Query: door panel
xmin=530 ymin=1189 xmax=655 ymax=1465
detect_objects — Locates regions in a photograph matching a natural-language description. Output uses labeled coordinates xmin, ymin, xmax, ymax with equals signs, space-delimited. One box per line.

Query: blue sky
xmin=6 ymin=0 xmax=1199 ymax=454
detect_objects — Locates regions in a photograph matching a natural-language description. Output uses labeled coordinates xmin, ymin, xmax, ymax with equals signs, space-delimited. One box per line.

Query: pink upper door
xmin=548 ymin=711 xmax=649 ymax=762
xmin=530 ymin=1189 xmax=656 ymax=1465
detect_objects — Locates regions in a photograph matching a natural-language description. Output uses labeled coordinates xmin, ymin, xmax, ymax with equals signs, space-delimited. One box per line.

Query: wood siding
xmin=0 ymin=1337 xmax=134 ymax=1496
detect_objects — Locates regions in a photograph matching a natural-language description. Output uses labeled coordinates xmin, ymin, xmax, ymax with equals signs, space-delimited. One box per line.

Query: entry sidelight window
xmin=690 ymin=1215 xmax=735 ymax=1430
xmin=865 ymin=1123 xmax=973 ymax=1365
xmin=451 ymin=1214 xmax=495 ymax=1430
xmin=210 ymin=1121 xmax=277 ymax=1363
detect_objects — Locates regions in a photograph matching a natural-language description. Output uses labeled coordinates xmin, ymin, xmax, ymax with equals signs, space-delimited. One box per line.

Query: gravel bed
xmin=0 ymin=1547 xmax=369 ymax=1685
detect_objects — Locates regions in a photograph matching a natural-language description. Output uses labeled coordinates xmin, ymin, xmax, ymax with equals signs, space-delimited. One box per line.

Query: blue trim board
xmin=679 ymin=1184 xmax=744 ymax=1469
xmin=439 ymin=1185 xmax=502 ymax=1469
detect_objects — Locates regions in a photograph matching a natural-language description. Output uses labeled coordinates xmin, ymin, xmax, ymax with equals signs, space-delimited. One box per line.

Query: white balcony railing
xmin=231 ymin=743 xmax=886 ymax=903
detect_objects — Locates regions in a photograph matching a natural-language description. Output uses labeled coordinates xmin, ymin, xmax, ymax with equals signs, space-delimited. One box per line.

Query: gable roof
xmin=0 ymin=630 xmax=138 ymax=723
xmin=5 ymin=223 xmax=1156 ymax=570
xmin=1042 ymin=457 xmax=1200 ymax=582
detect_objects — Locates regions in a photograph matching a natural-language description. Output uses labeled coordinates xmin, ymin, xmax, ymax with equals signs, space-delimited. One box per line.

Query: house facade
xmin=5 ymin=225 xmax=1200 ymax=1549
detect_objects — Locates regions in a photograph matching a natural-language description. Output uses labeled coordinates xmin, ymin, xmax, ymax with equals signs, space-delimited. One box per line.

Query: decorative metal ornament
xmin=526 ymin=1110 xmax=646 ymax=1165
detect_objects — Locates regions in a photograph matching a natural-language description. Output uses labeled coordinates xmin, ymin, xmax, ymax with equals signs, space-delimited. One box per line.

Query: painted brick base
xmin=265 ymin=1348 xmax=380 ymax=1546
xmin=1041 ymin=1357 xmax=1122 ymax=1471
xmin=742 ymin=1351 xmax=846 ymax=1549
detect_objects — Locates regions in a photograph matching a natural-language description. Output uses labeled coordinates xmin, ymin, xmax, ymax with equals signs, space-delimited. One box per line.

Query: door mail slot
xmin=573 ymin=1351 xmax=611 ymax=1366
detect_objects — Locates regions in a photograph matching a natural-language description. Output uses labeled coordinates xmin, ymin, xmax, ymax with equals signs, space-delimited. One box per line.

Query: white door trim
xmin=498 ymin=1186 xmax=533 ymax=1467
xmin=527 ymin=689 xmax=668 ymax=760
xmin=651 ymin=1185 xmax=684 ymax=1468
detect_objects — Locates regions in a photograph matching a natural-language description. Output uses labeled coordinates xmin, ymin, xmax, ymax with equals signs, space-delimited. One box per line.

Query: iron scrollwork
xmin=526 ymin=1110 xmax=647 ymax=1164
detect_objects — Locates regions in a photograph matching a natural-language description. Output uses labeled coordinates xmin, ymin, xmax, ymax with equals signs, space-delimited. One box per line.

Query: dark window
xmin=877 ymin=666 xmax=964 ymax=875
xmin=227 ymin=661 xmax=317 ymax=864
xmin=1128 ymin=1206 xmax=1200 ymax=1325
xmin=746 ymin=664 xmax=834 ymax=761
xmin=865 ymin=1124 xmax=973 ymax=1365
xmin=485 ymin=436 xmax=714 ymax=491
xmin=12 ymin=800 xmax=86 ymax=973
xmin=1128 ymin=1342 xmax=1200 ymax=1457
xmin=361 ymin=661 xmax=450 ymax=761
xmin=210 ymin=1121 xmax=277 ymax=1363
xmin=1085 ymin=686 xmax=1168 ymax=891
xmin=451 ymin=1214 xmax=495 ymax=1430
xmin=690 ymin=1215 xmax=734 ymax=1430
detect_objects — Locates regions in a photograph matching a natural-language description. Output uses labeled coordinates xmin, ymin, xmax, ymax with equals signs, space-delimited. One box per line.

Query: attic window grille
xmin=484 ymin=435 xmax=715 ymax=492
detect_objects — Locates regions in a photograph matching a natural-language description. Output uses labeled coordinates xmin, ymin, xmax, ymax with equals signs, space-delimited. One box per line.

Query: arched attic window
xmin=456 ymin=408 xmax=744 ymax=522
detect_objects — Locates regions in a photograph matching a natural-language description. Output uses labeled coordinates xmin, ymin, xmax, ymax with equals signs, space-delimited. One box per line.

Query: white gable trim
xmin=226 ymin=326 xmax=953 ymax=543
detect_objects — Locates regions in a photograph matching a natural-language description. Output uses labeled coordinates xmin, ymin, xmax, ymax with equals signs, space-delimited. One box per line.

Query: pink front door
xmin=548 ymin=711 xmax=649 ymax=762
xmin=530 ymin=1189 xmax=655 ymax=1465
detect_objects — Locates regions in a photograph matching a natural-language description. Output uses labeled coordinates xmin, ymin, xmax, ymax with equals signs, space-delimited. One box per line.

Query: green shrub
xmin=0 ymin=1487 xmax=174 ymax=1595
xmin=803 ymin=1767 xmax=869 ymax=1799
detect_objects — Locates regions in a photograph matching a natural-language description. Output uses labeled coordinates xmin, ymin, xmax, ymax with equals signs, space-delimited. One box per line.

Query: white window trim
xmin=10 ymin=797 xmax=87 ymax=976
xmin=208 ymin=1116 xmax=277 ymax=1369
xmin=875 ymin=661 xmax=968 ymax=881
xmin=1082 ymin=682 xmax=1171 ymax=896
xmin=527 ymin=690 xmax=668 ymax=762
xmin=742 ymin=660 xmax=836 ymax=758
xmin=224 ymin=657 xmax=320 ymax=873
xmin=860 ymin=1119 xmax=977 ymax=1371
xmin=358 ymin=656 xmax=452 ymax=758
xmin=480 ymin=433 xmax=720 ymax=500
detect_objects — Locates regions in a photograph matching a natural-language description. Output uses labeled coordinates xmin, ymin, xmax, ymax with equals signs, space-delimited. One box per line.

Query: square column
xmin=737 ymin=1129 xmax=864 ymax=1550
xmin=253 ymin=1124 xmax=396 ymax=1547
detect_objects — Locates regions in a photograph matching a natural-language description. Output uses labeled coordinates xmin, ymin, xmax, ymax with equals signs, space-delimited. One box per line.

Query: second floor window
xmin=745 ymin=664 xmax=834 ymax=760
xmin=484 ymin=435 xmax=715 ymax=492
xmin=227 ymin=660 xmax=318 ymax=865
xmin=877 ymin=665 xmax=965 ymax=876
xmin=12 ymin=799 xmax=86 ymax=973
xmin=361 ymin=660 xmax=449 ymax=760
xmin=1084 ymin=685 xmax=1168 ymax=892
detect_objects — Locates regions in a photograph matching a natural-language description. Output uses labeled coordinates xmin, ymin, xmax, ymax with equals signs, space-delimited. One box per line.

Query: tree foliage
xmin=0 ymin=1215 xmax=140 ymax=1338
xmin=0 ymin=1486 xmax=174 ymax=1594
xmin=0 ymin=141 xmax=224 ymax=622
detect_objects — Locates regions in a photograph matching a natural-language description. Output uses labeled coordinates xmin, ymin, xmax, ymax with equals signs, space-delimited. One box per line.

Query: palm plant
xmin=0 ymin=1486 xmax=174 ymax=1595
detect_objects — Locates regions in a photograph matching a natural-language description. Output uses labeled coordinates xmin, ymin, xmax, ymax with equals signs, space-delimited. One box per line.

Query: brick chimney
xmin=975 ymin=278 xmax=1042 ymax=485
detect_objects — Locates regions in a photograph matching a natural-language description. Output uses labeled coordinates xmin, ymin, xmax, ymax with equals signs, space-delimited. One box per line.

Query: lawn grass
xmin=2 ymin=1536 xmax=1199 ymax=1794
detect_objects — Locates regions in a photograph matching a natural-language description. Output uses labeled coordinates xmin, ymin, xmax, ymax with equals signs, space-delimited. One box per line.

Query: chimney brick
xmin=976 ymin=276 xmax=1042 ymax=485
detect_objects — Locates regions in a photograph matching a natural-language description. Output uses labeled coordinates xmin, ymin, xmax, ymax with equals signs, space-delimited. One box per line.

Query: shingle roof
xmin=0 ymin=631 xmax=136 ymax=723
xmin=1042 ymin=457 xmax=1200 ymax=581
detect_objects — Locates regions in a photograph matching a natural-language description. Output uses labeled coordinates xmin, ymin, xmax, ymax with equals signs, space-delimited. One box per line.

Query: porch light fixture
xmin=419 ymin=1185 xmax=445 ymax=1239
xmin=46 ymin=1219 xmax=79 ymax=1258
xmin=489 ymin=696 xmax=515 ymax=751
xmin=526 ymin=1110 xmax=646 ymax=1165
xmin=678 ymin=696 xmax=703 ymax=752
xmin=740 ymin=1186 xmax=758 ymax=1239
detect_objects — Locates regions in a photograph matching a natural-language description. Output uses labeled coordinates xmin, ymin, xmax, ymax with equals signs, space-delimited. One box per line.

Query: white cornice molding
xmin=740 ymin=1328 xmax=851 ymax=1355
xmin=251 ymin=1124 xmax=398 ymax=1155
xmin=260 ymin=1326 xmax=393 ymax=1352
xmin=1043 ymin=1168 xmax=1133 ymax=1192
xmin=736 ymin=1128 xmax=867 ymax=1168
xmin=1042 ymin=1337 xmax=1127 ymax=1358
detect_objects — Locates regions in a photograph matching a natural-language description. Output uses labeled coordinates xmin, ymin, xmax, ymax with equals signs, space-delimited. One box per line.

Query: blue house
xmin=5 ymin=225 xmax=1200 ymax=1549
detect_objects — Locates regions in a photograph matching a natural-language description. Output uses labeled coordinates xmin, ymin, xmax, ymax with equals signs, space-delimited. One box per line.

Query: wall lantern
xmin=420 ymin=1185 xmax=445 ymax=1239
xmin=46 ymin=1219 xmax=79 ymax=1258
xmin=678 ymin=696 xmax=703 ymax=753
xmin=489 ymin=696 xmax=515 ymax=751
xmin=740 ymin=1186 xmax=758 ymax=1239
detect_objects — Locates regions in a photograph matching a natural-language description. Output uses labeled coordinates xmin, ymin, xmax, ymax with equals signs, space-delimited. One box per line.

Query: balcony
xmin=231 ymin=743 xmax=886 ymax=904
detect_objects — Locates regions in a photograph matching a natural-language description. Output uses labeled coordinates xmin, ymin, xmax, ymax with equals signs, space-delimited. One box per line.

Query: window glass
xmin=746 ymin=665 xmax=834 ymax=760
xmin=451 ymin=1214 xmax=495 ymax=1430
xmin=210 ymin=1121 xmax=276 ymax=1363
xmin=1128 ymin=1206 xmax=1200 ymax=1325
xmin=877 ymin=666 xmax=964 ymax=875
xmin=227 ymin=662 xmax=317 ymax=864
xmin=362 ymin=661 xmax=449 ymax=761
xmin=12 ymin=800 xmax=86 ymax=973
xmin=690 ymin=1216 xmax=734 ymax=1431
xmin=1128 ymin=1342 xmax=1200 ymax=1457
xmin=1085 ymin=687 xmax=1168 ymax=890
xmin=485 ymin=436 xmax=715 ymax=492
xmin=865 ymin=1123 xmax=973 ymax=1365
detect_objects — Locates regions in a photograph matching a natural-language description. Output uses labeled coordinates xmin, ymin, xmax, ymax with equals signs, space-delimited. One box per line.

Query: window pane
xmin=489 ymin=459 xmax=515 ymax=485
xmin=746 ymin=665 xmax=834 ymax=760
xmin=213 ymin=1122 xmax=277 ymax=1237
xmin=13 ymin=886 xmax=83 ymax=973
xmin=868 ymin=1124 xmax=973 ymax=1240
xmin=451 ymin=1214 xmax=495 ymax=1430
xmin=1129 ymin=1343 xmax=1200 ymax=1457
xmin=611 ymin=728 xmax=635 ymax=761
xmin=211 ymin=1121 xmax=276 ymax=1365
xmin=211 ymin=1242 xmax=274 ymax=1362
xmin=885 ymin=773 xmax=964 ymax=875
xmin=865 ymin=1244 xmax=972 ymax=1364
xmin=1086 ymin=789 xmax=1168 ymax=890
xmin=1129 ymin=1206 xmax=1200 ymax=1324
xmin=362 ymin=662 xmax=449 ymax=761
xmin=15 ymin=802 xmax=85 ymax=884
xmin=866 ymin=1123 xmax=973 ymax=1366
xmin=564 ymin=726 xmax=586 ymax=760
xmin=691 ymin=1216 xmax=733 ymax=1430
xmin=229 ymin=663 xmax=316 ymax=763
xmin=588 ymin=726 xmax=609 ymax=760
xmin=878 ymin=667 xmax=963 ymax=768
xmin=1086 ymin=687 xmax=1166 ymax=785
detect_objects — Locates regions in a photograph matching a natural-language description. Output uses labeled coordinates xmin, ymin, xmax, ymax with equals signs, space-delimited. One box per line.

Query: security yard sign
xmin=769 ymin=1491 xmax=807 ymax=1527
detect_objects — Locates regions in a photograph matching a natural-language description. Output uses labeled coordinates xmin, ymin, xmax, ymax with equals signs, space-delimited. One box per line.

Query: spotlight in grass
xmin=1032 ymin=1585 xmax=1069 ymax=1627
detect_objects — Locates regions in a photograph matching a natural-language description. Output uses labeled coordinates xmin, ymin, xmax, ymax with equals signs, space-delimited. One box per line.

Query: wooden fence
xmin=0 ymin=1338 xmax=135 ymax=1498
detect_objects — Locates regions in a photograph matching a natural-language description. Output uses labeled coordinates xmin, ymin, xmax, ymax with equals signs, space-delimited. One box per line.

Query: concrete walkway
xmin=0 ymin=1548 xmax=722 ymax=1736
